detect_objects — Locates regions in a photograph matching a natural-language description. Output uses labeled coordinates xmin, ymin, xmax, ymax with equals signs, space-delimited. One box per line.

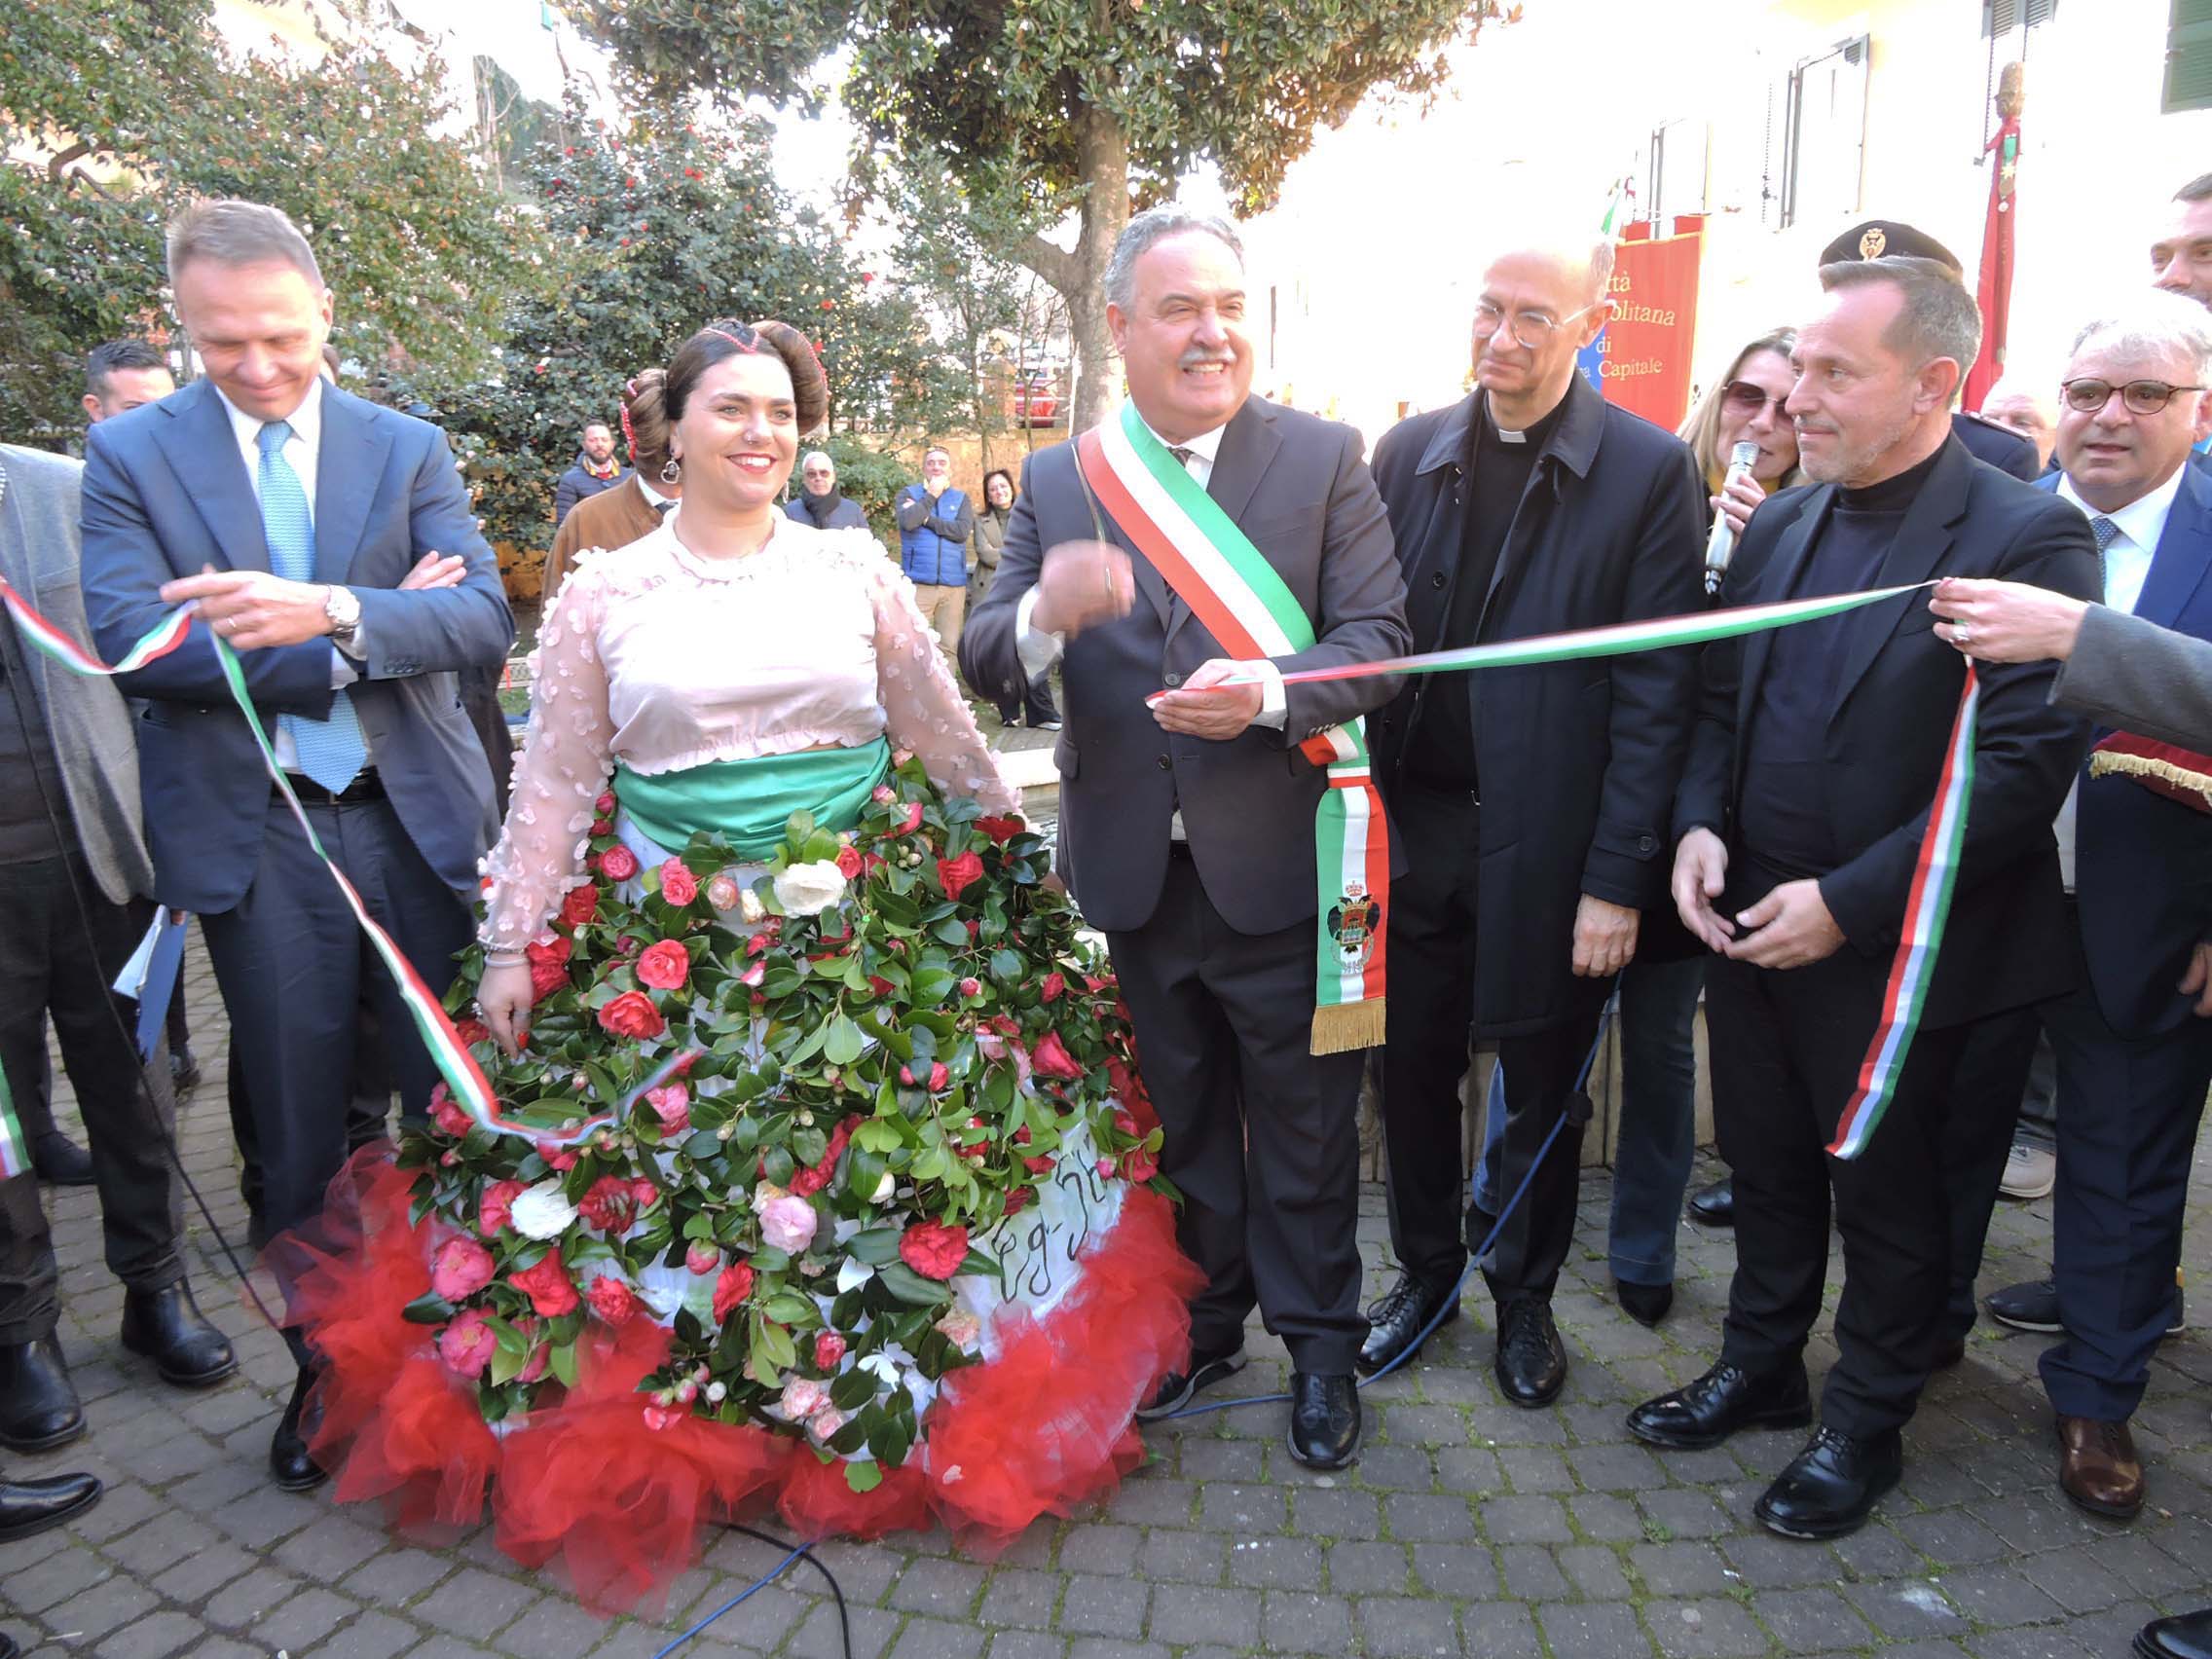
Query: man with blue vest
xmin=897 ymin=445 xmax=975 ymax=661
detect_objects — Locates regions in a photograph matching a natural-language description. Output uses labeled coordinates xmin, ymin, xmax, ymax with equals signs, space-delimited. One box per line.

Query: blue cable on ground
xmin=650 ymin=1544 xmax=808 ymax=1659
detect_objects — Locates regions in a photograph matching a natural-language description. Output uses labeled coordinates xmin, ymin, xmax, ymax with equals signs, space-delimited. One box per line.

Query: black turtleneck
xmin=1738 ymin=442 xmax=1947 ymax=878
xmin=1402 ymin=391 xmax=1569 ymax=790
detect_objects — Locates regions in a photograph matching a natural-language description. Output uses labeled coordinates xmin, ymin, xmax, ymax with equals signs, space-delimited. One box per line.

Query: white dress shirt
xmin=213 ymin=377 xmax=363 ymax=769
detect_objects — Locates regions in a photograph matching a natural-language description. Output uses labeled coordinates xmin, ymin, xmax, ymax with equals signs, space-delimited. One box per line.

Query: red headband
xmin=618 ymin=377 xmax=640 ymax=454
xmin=706 ymin=324 xmax=763 ymax=354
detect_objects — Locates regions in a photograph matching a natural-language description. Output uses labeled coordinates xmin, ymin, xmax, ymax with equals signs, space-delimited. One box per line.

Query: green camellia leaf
xmin=822 ymin=1015 xmax=866 ymax=1066
xmin=401 ymin=1291 xmax=456 ymax=1326
xmin=549 ymin=1342 xmax=580 ymax=1387
xmin=791 ymin=1124 xmax=829 ymax=1166
xmin=844 ymin=1226 xmax=903 ymax=1266
xmin=763 ymin=1291 xmax=817 ymax=1326
xmin=750 ymin=1246 xmax=792 ymax=1273
xmin=830 ymin=1366 xmax=878 ymax=1411
xmin=876 ymin=1261 xmax=957 ymax=1307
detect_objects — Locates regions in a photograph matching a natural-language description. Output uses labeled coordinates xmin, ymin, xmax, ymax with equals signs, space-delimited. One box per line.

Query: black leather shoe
xmin=1287 ymin=1372 xmax=1359 ymax=1469
xmin=0 ymin=1338 xmax=85 ymax=1453
xmin=1358 ymin=1272 xmax=1461 ymax=1375
xmin=1627 ymin=1360 xmax=1812 ymax=1450
xmin=1615 ymin=1278 xmax=1674 ymax=1328
xmin=31 ymin=1131 xmax=94 ymax=1187
xmin=0 ymin=1469 xmax=101 ymax=1542
xmin=1493 ymin=1296 xmax=1567 ymax=1408
xmin=1754 ymin=1423 xmax=1903 ymax=1539
xmin=0 ymin=1630 xmax=17 ymax=1659
xmin=121 ymin=1281 xmax=237 ymax=1388
xmin=169 ymin=1044 xmax=203 ymax=1095
xmin=270 ymin=1367 xmax=328 ymax=1493
xmin=2136 ymin=1606 xmax=2212 ymax=1659
xmin=1136 ymin=1344 xmax=1247 ymax=1420
xmin=1687 ymin=1178 xmax=1734 ymax=1227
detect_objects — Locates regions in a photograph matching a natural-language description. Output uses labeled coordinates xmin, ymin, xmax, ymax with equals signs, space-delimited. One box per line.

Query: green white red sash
xmin=1076 ymin=403 xmax=1389 ymax=1053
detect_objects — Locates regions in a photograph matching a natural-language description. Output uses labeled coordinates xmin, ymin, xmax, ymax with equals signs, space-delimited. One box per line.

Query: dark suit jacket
xmin=79 ymin=378 xmax=515 ymax=912
xmin=2048 ymin=463 xmax=2212 ymax=1037
xmin=958 ymin=396 xmax=1409 ymax=936
xmin=1368 ymin=377 xmax=1707 ymax=1034
xmin=1677 ymin=436 xmax=2099 ymax=1028
xmin=1953 ymin=411 xmax=2041 ymax=482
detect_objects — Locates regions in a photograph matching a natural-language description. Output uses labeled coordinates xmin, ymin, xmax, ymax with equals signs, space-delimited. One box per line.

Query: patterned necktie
xmin=2090 ymin=515 xmax=2119 ymax=602
xmin=258 ymin=421 xmax=367 ymax=793
xmin=1168 ymin=445 xmax=1198 ymax=473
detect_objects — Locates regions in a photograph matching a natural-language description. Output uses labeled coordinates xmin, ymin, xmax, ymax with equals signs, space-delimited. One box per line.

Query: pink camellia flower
xmin=643 ymin=1399 xmax=686 ymax=1431
xmin=958 ymin=977 xmax=981 ymax=998
xmin=587 ymin=1275 xmax=641 ymax=1326
xmin=780 ymin=1377 xmax=829 ymax=1419
xmin=895 ymin=800 xmax=925 ymax=835
xmin=630 ymin=1177 xmax=660 ymax=1209
xmin=757 ymin=1194 xmax=819 ymax=1253
xmin=430 ymin=1235 xmax=495 ymax=1302
xmin=645 ymin=1083 xmax=690 ymax=1138
xmin=892 ymin=747 xmax=914 ymax=766
xmin=480 ymin=1177 xmax=527 ymax=1237
xmin=1095 ymin=1157 xmax=1116 ymax=1179
xmin=598 ymin=843 xmax=640 ymax=881
xmin=814 ymin=1331 xmax=847 ymax=1369
xmin=706 ymin=873 xmax=742 ymax=911
xmin=636 ymin=939 xmax=690 ymax=990
xmin=685 ymin=1240 xmax=720 ymax=1276
xmin=595 ymin=792 xmax=616 ymax=816
xmin=658 ymin=858 xmax=699 ymax=906
xmin=516 ymin=1331 xmax=551 ymax=1385
xmin=438 ymin=1308 xmax=497 ymax=1378
xmin=430 ymin=1085 xmax=472 ymax=1139
xmin=1041 ymin=972 xmax=1067 ymax=1004
xmin=935 ymin=1308 xmax=982 ymax=1348
xmin=809 ymin=1407 xmax=846 ymax=1440
xmin=870 ymin=785 xmax=897 ymax=804
xmin=535 ymin=1138 xmax=579 ymax=1172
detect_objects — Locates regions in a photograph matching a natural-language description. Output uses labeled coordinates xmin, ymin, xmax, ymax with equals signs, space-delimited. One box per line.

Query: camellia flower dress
xmin=283 ymin=511 xmax=1202 ymax=1609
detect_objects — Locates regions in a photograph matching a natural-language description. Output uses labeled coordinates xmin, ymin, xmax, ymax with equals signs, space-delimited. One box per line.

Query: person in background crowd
xmin=0 ymin=443 xmax=236 ymax=1456
xmin=960 ymin=205 xmax=1410 ymax=1468
xmin=1821 ymin=220 xmax=2044 ymax=482
xmin=785 ymin=448 xmax=869 ymax=533
xmin=553 ymin=421 xmax=628 ymax=527
xmin=1981 ymin=377 xmax=2059 ymax=474
xmin=1363 ymin=226 xmax=1704 ymax=1396
xmin=898 ymin=445 xmax=974 ymax=661
xmin=1935 ymin=292 xmax=2212 ymax=1524
xmin=545 ymin=371 xmax=680 ymax=606
xmin=79 ymin=199 xmax=514 ymax=1493
xmin=81 ymin=341 xmax=174 ymax=425
xmin=968 ymin=467 xmax=1058 ymax=729
xmin=1632 ymin=256 xmax=2096 ymax=1540
xmin=2153 ymin=172 xmax=2212 ymax=309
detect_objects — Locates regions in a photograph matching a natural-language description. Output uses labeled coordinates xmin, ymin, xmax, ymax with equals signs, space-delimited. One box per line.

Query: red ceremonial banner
xmin=1579 ymin=218 xmax=1704 ymax=431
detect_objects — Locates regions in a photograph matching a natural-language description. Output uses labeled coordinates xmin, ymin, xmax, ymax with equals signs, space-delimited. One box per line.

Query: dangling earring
xmin=660 ymin=456 xmax=682 ymax=484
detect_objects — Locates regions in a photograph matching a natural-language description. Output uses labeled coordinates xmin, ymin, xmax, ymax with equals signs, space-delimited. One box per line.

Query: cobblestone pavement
xmin=6 ymin=933 xmax=2209 ymax=1659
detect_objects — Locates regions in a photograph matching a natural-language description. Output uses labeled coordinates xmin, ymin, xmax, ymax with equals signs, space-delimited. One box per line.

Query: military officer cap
xmin=1818 ymin=220 xmax=1964 ymax=276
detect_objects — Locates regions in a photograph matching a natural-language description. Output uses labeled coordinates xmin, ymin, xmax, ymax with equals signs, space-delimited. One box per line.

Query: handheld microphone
xmin=1704 ymin=439 xmax=1762 ymax=594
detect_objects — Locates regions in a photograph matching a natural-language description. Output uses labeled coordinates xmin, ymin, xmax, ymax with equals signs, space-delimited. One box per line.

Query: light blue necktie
xmin=257 ymin=421 xmax=367 ymax=792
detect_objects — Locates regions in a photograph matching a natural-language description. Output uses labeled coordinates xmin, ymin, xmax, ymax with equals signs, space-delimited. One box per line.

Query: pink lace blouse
xmin=479 ymin=513 xmax=1019 ymax=950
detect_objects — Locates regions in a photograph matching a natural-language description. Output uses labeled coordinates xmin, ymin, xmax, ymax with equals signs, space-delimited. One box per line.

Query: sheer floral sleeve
xmin=856 ymin=539 xmax=1021 ymax=816
xmin=478 ymin=560 xmax=616 ymax=954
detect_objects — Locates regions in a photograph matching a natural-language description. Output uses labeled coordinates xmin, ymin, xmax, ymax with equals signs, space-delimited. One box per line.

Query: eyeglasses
xmin=1472 ymin=301 xmax=1597 ymax=351
xmin=2060 ymin=378 xmax=2206 ymax=416
xmin=1721 ymin=380 xmax=1789 ymax=416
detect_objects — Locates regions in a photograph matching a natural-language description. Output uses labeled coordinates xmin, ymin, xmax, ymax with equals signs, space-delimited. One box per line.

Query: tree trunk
xmin=1017 ymin=104 xmax=1128 ymax=436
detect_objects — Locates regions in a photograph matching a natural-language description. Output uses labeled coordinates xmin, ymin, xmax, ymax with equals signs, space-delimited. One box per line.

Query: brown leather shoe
xmin=2057 ymin=1414 xmax=2143 ymax=1519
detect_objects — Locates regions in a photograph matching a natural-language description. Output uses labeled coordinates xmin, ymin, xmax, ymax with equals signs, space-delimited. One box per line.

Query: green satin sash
xmin=613 ymin=739 xmax=890 ymax=861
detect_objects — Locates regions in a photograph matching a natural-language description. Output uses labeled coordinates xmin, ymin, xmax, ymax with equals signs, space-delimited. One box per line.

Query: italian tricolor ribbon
xmin=1163 ymin=576 xmax=1982 ymax=1161
xmin=1078 ymin=404 xmax=1389 ymax=1054
xmin=0 ymin=574 xmax=537 ymax=1148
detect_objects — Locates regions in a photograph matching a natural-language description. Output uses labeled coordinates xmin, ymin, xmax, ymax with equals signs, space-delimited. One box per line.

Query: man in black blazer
xmin=1360 ymin=232 xmax=1706 ymax=1403
xmin=960 ymin=207 xmax=1409 ymax=1468
xmin=1627 ymin=256 xmax=2097 ymax=1539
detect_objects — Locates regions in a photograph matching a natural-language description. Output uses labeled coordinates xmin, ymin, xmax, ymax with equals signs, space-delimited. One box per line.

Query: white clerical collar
xmin=217 ymin=373 xmax=324 ymax=452
xmin=1137 ymin=414 xmax=1227 ymax=464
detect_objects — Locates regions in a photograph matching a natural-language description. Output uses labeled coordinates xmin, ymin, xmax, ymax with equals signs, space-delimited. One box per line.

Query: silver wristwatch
xmin=323 ymin=583 xmax=362 ymax=650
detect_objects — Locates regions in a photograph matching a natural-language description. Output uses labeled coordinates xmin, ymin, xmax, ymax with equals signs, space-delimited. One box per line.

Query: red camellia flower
xmin=577 ymin=1174 xmax=639 ymax=1233
xmin=1041 ymin=972 xmax=1066 ymax=1004
xmin=430 ymin=1085 xmax=472 ymax=1138
xmin=630 ymin=1177 xmax=659 ymax=1210
xmin=599 ymin=844 xmax=640 ymax=881
xmin=480 ymin=1177 xmax=527 ymax=1236
xmin=899 ymin=1220 xmax=970 ymax=1281
xmin=591 ymin=818 xmax=614 ymax=838
xmin=1005 ymin=1185 xmax=1035 ymax=1215
xmin=561 ymin=884 xmax=599 ymax=927
xmin=895 ymin=801 xmax=925 ymax=835
xmin=530 ymin=958 xmax=569 ymax=1005
xmin=658 ymin=858 xmax=699 ymax=906
xmin=685 ymin=1240 xmax=719 ymax=1275
xmin=834 ymin=843 xmax=865 ymax=879
xmin=866 ymin=975 xmax=896 ymax=999
xmin=1031 ymin=1030 xmax=1085 ymax=1080
xmin=509 ymin=1251 xmax=580 ymax=1317
xmin=938 ymin=851 xmax=984 ymax=901
xmin=431 ymin=1235 xmax=495 ymax=1301
xmin=789 ymin=1112 xmax=861 ymax=1198
xmin=636 ymin=940 xmax=690 ymax=990
xmin=1023 ymin=1154 xmax=1054 ymax=1175
xmin=587 ymin=1276 xmax=641 ymax=1326
xmin=977 ymin=815 xmax=1022 ymax=845
xmin=815 ymin=1331 xmax=847 ymax=1369
xmin=527 ymin=936 xmax=571 ymax=967
xmin=1122 ymin=1144 xmax=1161 ymax=1184
xmin=598 ymin=990 xmax=666 ymax=1040
xmin=595 ymin=792 xmax=616 ymax=815
xmin=958 ymin=977 xmax=980 ymax=998
xmin=713 ymin=1261 xmax=756 ymax=1322
xmin=454 ymin=1016 xmax=490 ymax=1047
xmin=535 ymin=1138 xmax=579 ymax=1172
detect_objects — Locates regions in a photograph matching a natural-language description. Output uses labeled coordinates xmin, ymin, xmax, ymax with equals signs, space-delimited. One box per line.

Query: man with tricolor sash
xmin=1631 ymin=255 xmax=2098 ymax=1541
xmin=959 ymin=206 xmax=1409 ymax=1469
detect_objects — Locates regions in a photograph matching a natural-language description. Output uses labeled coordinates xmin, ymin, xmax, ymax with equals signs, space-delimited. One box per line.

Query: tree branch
xmin=44 ymin=140 xmax=92 ymax=182
xmin=1015 ymin=232 xmax=1077 ymax=296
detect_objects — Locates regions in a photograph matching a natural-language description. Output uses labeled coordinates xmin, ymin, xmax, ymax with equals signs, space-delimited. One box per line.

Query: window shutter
xmin=2168 ymin=0 xmax=2212 ymax=112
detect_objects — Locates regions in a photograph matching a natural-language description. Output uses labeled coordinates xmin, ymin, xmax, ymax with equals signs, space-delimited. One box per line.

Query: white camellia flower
xmin=836 ymin=1257 xmax=874 ymax=1294
xmin=773 ymin=859 xmax=848 ymax=916
xmin=869 ymin=1170 xmax=897 ymax=1204
xmin=509 ymin=1181 xmax=577 ymax=1241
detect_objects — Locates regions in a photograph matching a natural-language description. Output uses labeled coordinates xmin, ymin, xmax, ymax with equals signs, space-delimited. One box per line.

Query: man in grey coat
xmin=0 ymin=444 xmax=236 ymax=1456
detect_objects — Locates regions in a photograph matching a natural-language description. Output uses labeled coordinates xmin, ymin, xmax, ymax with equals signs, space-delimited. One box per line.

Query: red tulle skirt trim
xmin=285 ymin=1151 xmax=1200 ymax=1614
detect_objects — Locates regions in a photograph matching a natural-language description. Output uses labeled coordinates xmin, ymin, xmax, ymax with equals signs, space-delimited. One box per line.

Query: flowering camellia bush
xmin=406 ymin=754 xmax=1166 ymax=1492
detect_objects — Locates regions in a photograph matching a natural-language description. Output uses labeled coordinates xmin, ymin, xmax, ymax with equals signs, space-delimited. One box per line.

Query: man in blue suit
xmin=1940 ymin=291 xmax=2212 ymax=1524
xmin=78 ymin=200 xmax=514 ymax=1493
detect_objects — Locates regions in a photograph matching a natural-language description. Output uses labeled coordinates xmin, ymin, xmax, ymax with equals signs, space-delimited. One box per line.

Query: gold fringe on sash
xmin=2088 ymin=749 xmax=2212 ymax=809
xmin=1310 ymin=997 xmax=1386 ymax=1056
